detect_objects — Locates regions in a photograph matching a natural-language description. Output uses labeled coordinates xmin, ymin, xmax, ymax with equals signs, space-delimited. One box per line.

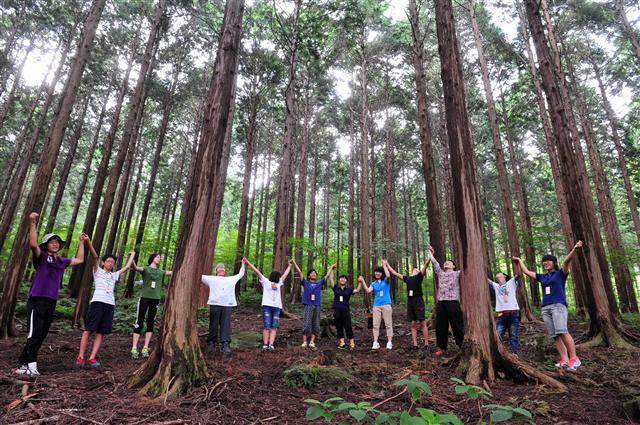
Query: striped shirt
xmin=430 ymin=253 xmax=461 ymax=301
xmin=91 ymin=268 xmax=120 ymax=306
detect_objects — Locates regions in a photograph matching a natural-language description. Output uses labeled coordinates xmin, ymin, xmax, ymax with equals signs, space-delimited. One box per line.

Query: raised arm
xmin=359 ymin=276 xmax=372 ymax=293
xmin=381 ymin=262 xmax=391 ymax=279
xmin=132 ymin=259 xmax=144 ymax=273
xmin=512 ymin=257 xmax=536 ymax=280
xmin=428 ymin=245 xmax=441 ymax=274
xmin=69 ymin=233 xmax=87 ymax=266
xmin=329 ymin=272 xmax=335 ymax=288
xmin=383 ymin=259 xmax=403 ymax=280
xmin=324 ymin=263 xmax=337 ymax=281
xmin=85 ymin=237 xmax=99 ymax=271
xmin=562 ymin=240 xmax=583 ymax=274
xmin=165 ymin=270 xmax=173 ymax=276
xmin=118 ymin=250 xmax=136 ymax=275
xmin=233 ymin=263 xmax=246 ymax=280
xmin=28 ymin=212 xmax=41 ymax=259
xmin=353 ymin=278 xmax=363 ymax=293
xmin=291 ymin=259 xmax=304 ymax=281
xmin=281 ymin=260 xmax=293 ymax=281
xmin=242 ymin=257 xmax=264 ymax=280
xmin=420 ymin=257 xmax=431 ymax=275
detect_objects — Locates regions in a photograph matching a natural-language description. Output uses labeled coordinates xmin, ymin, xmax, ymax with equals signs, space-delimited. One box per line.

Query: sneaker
xmin=300 ymin=341 xmax=308 ymax=349
xmin=267 ymin=345 xmax=275 ymax=351
xmin=308 ymin=341 xmax=317 ymax=350
xmin=386 ymin=341 xmax=393 ymax=350
xmin=372 ymin=341 xmax=380 ymax=350
xmin=349 ymin=341 xmax=356 ymax=350
xmin=555 ymin=359 xmax=569 ymax=369
xmin=221 ymin=342 xmax=232 ymax=354
xmin=75 ymin=356 xmax=86 ymax=368
xmin=262 ymin=344 xmax=269 ymax=351
xmin=141 ymin=347 xmax=150 ymax=358
xmin=338 ymin=341 xmax=346 ymax=349
xmin=130 ymin=347 xmax=139 ymax=359
xmin=88 ymin=358 xmax=101 ymax=368
xmin=567 ymin=357 xmax=582 ymax=371
xmin=14 ymin=362 xmax=39 ymax=376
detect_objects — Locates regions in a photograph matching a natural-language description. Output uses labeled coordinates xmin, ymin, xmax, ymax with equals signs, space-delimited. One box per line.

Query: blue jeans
xmin=262 ymin=306 xmax=281 ymax=329
xmin=496 ymin=311 xmax=520 ymax=353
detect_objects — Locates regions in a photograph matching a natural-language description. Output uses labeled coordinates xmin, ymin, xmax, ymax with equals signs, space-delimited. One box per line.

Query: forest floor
xmin=1 ymin=298 xmax=640 ymax=425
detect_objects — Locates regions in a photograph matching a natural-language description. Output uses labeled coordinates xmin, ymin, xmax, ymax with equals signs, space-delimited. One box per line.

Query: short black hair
xmin=541 ymin=254 xmax=559 ymax=270
xmin=147 ymin=253 xmax=161 ymax=266
xmin=307 ymin=269 xmax=317 ymax=278
xmin=373 ymin=266 xmax=385 ymax=278
xmin=338 ymin=274 xmax=348 ymax=280
xmin=101 ymin=254 xmax=117 ymax=263
xmin=268 ymin=271 xmax=282 ymax=283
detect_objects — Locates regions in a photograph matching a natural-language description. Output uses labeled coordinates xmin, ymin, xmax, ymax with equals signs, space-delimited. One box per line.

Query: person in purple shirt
xmin=291 ymin=259 xmax=335 ymax=350
xmin=14 ymin=212 xmax=87 ymax=376
xmin=513 ymin=240 xmax=583 ymax=372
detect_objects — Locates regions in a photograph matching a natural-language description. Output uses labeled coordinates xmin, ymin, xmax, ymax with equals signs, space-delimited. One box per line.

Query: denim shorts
xmin=541 ymin=303 xmax=568 ymax=337
xmin=262 ymin=306 xmax=281 ymax=329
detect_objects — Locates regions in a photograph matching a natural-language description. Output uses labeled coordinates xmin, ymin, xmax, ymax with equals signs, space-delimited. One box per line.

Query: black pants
xmin=133 ymin=297 xmax=159 ymax=334
xmin=18 ymin=297 xmax=57 ymax=365
xmin=334 ymin=308 xmax=354 ymax=340
xmin=208 ymin=305 xmax=233 ymax=345
xmin=435 ymin=300 xmax=464 ymax=350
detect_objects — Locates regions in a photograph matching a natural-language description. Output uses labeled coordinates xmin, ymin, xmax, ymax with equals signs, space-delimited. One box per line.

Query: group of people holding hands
xmin=13 ymin=211 xmax=583 ymax=377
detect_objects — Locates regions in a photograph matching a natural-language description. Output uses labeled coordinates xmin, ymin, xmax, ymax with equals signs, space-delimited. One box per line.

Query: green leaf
xmin=349 ymin=409 xmax=367 ymax=421
xmin=436 ymin=414 xmax=463 ymax=425
xmin=375 ymin=412 xmax=391 ymax=425
xmin=336 ymin=402 xmax=358 ymax=411
xmin=325 ymin=397 xmax=345 ymax=404
xmin=513 ymin=407 xmax=533 ymax=418
xmin=305 ymin=399 xmax=323 ymax=406
xmin=306 ymin=406 xmax=326 ymax=420
xmin=489 ymin=409 xmax=513 ymax=423
xmin=417 ymin=382 xmax=433 ymax=396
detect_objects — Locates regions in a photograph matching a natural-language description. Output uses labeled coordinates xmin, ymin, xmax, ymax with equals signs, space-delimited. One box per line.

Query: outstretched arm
xmin=243 ymin=257 xmax=264 ymax=280
xmin=132 ymin=259 xmax=145 ymax=273
xmin=85 ymin=237 xmax=99 ymax=271
xmin=28 ymin=212 xmax=41 ymax=259
xmin=291 ymin=259 xmax=304 ymax=281
xmin=512 ymin=257 xmax=536 ymax=279
xmin=118 ymin=250 xmax=136 ymax=274
xmin=281 ymin=260 xmax=293 ymax=281
xmin=324 ymin=263 xmax=337 ymax=281
xmin=359 ymin=276 xmax=373 ymax=293
xmin=329 ymin=272 xmax=335 ymax=288
xmin=381 ymin=262 xmax=391 ymax=279
xmin=562 ymin=240 xmax=583 ymax=274
xmin=383 ymin=259 xmax=403 ymax=280
xmin=420 ymin=257 xmax=431 ymax=276
xmin=353 ymin=278 xmax=363 ymax=293
xmin=427 ymin=245 xmax=441 ymax=274
xmin=70 ymin=233 xmax=87 ymax=266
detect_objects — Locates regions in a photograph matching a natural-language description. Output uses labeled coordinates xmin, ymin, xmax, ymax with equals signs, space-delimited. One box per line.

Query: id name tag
xmin=409 ymin=290 xmax=413 ymax=297
xmin=339 ymin=296 xmax=344 ymax=302
xmin=545 ymin=286 xmax=551 ymax=295
xmin=151 ymin=281 xmax=156 ymax=289
xmin=311 ymin=294 xmax=315 ymax=301
xmin=379 ymin=291 xmax=384 ymax=298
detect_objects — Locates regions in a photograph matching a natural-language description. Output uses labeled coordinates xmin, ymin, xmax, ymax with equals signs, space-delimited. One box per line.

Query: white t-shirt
xmin=489 ymin=278 xmax=520 ymax=312
xmin=91 ymin=268 xmax=120 ymax=306
xmin=260 ymin=275 xmax=284 ymax=309
xmin=201 ymin=265 xmax=245 ymax=307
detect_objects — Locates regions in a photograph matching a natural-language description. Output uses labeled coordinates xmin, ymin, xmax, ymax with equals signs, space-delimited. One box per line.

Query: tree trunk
xmin=617 ymin=0 xmax=640 ymax=64
xmin=359 ymin=39 xmax=372 ymax=311
xmin=0 ymin=43 xmax=33 ymax=128
xmin=43 ymin=95 xmax=91 ymax=234
xmin=0 ymin=0 xmax=106 ymax=339
xmin=468 ymin=0 xmax=534 ymax=321
xmin=569 ymin=61 xmax=638 ymax=313
xmin=258 ymin=154 xmax=272 ymax=275
xmin=525 ymin=0 xmax=631 ymax=347
xmin=72 ymin=1 xmax=165 ymax=325
xmin=307 ymin=144 xmax=318 ymax=270
xmin=347 ymin=110 xmax=356 ymax=285
xmin=273 ymin=0 xmax=302 ymax=274
xmin=129 ymin=0 xmax=244 ymax=398
xmin=293 ymin=95 xmax=311 ymax=301
xmin=435 ymin=0 xmax=564 ymax=388
xmin=384 ymin=122 xmax=400 ymax=301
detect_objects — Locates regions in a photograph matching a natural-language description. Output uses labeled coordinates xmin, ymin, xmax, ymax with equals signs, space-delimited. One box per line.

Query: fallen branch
xmin=45 ymin=408 xmax=103 ymax=425
xmin=250 ymin=415 xmax=279 ymax=424
xmin=372 ymin=387 xmax=407 ymax=409
xmin=7 ymin=416 xmax=60 ymax=425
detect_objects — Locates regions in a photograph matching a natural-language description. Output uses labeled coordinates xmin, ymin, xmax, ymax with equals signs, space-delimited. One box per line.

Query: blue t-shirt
xmin=302 ymin=279 xmax=325 ymax=306
xmin=536 ymin=270 xmax=568 ymax=307
xmin=371 ymin=278 xmax=392 ymax=306
xmin=333 ymin=285 xmax=354 ymax=309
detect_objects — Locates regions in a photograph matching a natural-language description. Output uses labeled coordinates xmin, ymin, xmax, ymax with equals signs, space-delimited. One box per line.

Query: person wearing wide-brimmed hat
xmin=14 ymin=212 xmax=88 ymax=376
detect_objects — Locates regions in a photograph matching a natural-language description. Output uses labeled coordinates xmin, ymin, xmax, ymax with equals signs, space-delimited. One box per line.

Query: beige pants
xmin=372 ymin=304 xmax=393 ymax=340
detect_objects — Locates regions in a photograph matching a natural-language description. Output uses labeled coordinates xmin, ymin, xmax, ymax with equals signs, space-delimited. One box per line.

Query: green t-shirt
xmin=139 ymin=266 xmax=166 ymax=300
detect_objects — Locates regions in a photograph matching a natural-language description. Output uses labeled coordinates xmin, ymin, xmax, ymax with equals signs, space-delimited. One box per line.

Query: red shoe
xmin=567 ymin=357 xmax=582 ymax=371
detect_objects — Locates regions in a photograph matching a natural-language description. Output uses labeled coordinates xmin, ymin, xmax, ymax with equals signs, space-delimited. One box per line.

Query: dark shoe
xmin=207 ymin=343 xmax=217 ymax=355
xmin=221 ymin=342 xmax=232 ymax=354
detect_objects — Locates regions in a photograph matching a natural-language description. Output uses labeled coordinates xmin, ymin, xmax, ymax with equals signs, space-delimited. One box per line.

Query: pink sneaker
xmin=555 ymin=359 xmax=569 ymax=369
xmin=567 ymin=357 xmax=582 ymax=371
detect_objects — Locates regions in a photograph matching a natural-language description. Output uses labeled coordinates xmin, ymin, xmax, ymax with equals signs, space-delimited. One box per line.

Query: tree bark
xmin=525 ymin=0 xmax=631 ymax=347
xmin=0 ymin=43 xmax=33 ymax=129
xmin=0 ymin=0 xmax=106 ymax=339
xmin=435 ymin=0 xmax=564 ymax=388
xmin=359 ymin=36 xmax=372 ymax=311
xmin=383 ymin=122 xmax=400 ymax=301
xmin=130 ymin=0 xmax=244 ymax=398
xmin=617 ymin=0 xmax=640 ymax=64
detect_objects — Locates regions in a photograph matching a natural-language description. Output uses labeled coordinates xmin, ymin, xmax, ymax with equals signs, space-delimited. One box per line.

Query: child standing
xmin=130 ymin=253 xmax=172 ymax=359
xmin=242 ymin=257 xmax=292 ymax=351
xmin=513 ymin=240 xmax=583 ymax=371
xmin=14 ymin=212 xmax=87 ymax=376
xmin=76 ymin=243 xmax=136 ymax=368
xmin=328 ymin=272 xmax=362 ymax=350
xmin=201 ymin=262 xmax=246 ymax=354
xmin=360 ymin=262 xmax=394 ymax=350
xmin=428 ymin=245 xmax=464 ymax=357
xmin=384 ymin=259 xmax=431 ymax=352
xmin=291 ymin=260 xmax=335 ymax=350
xmin=487 ymin=272 xmax=520 ymax=355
